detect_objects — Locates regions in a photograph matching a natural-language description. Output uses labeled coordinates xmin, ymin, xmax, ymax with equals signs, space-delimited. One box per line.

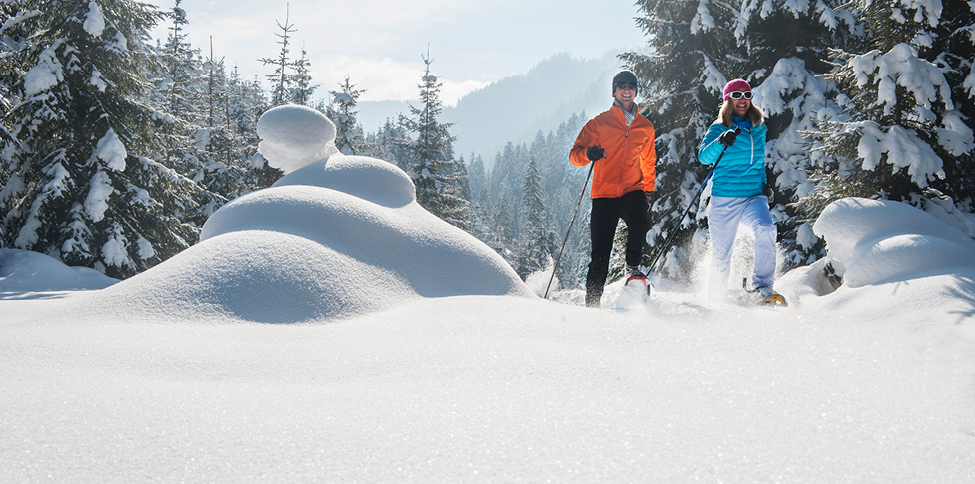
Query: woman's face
xmin=732 ymin=93 xmax=751 ymax=118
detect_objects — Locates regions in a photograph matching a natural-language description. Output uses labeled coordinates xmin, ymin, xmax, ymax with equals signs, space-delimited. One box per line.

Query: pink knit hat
xmin=723 ymin=79 xmax=751 ymax=100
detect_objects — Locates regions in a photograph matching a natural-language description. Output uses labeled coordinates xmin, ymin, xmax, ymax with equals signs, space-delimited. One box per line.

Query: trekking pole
xmin=646 ymin=127 xmax=739 ymax=274
xmin=543 ymin=162 xmax=594 ymax=299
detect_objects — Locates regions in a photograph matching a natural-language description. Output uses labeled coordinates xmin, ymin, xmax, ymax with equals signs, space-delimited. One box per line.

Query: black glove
xmin=718 ymin=128 xmax=738 ymax=147
xmin=644 ymin=190 xmax=652 ymax=204
xmin=763 ymin=183 xmax=774 ymax=199
xmin=586 ymin=145 xmax=605 ymax=162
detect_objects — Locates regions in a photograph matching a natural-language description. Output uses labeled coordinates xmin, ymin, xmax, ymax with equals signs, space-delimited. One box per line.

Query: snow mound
xmin=0 ymin=248 xmax=118 ymax=296
xmin=95 ymin=153 xmax=530 ymax=323
xmin=272 ymin=155 xmax=416 ymax=208
xmin=256 ymin=104 xmax=338 ymax=173
xmin=96 ymin=230 xmax=417 ymax=323
xmin=813 ymin=197 xmax=975 ymax=287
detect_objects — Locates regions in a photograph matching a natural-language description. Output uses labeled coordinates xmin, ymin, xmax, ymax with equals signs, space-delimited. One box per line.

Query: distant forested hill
xmin=357 ymin=50 xmax=627 ymax=168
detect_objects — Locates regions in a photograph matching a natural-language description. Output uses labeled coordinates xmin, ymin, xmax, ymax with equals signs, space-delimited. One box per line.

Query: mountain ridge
xmin=356 ymin=50 xmax=628 ymax=168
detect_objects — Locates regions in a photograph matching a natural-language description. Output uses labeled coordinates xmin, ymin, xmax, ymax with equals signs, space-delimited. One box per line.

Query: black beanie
xmin=612 ymin=71 xmax=638 ymax=93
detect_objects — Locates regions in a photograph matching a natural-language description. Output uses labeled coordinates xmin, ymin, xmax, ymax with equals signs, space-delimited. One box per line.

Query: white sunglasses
xmin=728 ymin=91 xmax=753 ymax=99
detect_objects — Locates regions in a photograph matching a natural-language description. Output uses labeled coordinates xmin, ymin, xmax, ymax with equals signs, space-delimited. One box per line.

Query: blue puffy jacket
xmin=698 ymin=116 xmax=767 ymax=198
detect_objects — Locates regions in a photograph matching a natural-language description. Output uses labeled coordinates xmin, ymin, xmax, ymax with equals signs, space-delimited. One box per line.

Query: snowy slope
xmin=1 ymin=106 xmax=973 ymax=483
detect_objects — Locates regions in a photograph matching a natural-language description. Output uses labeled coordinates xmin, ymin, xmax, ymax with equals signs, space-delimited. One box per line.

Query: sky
xmin=2 ymin=105 xmax=975 ymax=481
xmin=149 ymin=0 xmax=649 ymax=104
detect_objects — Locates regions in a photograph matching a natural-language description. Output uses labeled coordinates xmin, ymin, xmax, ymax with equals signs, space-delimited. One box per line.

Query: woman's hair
xmin=717 ymin=100 xmax=765 ymax=127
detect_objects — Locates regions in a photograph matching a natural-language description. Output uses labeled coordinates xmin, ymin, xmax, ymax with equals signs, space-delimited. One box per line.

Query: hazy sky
xmin=150 ymin=0 xmax=648 ymax=104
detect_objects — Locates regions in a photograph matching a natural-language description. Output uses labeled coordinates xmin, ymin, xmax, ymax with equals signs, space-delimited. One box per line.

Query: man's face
xmin=613 ymin=83 xmax=636 ymax=106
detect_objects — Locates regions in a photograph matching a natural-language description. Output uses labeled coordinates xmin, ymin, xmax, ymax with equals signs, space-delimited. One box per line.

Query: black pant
xmin=586 ymin=190 xmax=650 ymax=307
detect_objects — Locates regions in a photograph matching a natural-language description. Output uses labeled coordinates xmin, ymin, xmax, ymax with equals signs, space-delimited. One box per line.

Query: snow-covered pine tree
xmin=620 ymin=0 xmax=740 ymax=281
xmin=487 ymin=141 xmax=527 ymax=240
xmin=928 ymin=0 xmax=975 ymax=206
xmin=622 ymin=0 xmax=866 ymax=278
xmin=461 ymin=154 xmax=503 ymax=248
xmin=547 ymin=112 xmax=591 ymax=289
xmin=801 ymin=0 xmax=974 ymax=228
xmin=145 ymin=3 xmax=233 ymax=227
xmin=289 ymin=44 xmax=318 ymax=106
xmin=479 ymin=112 xmax=590 ymax=288
xmin=189 ymin=43 xmax=256 ymax=211
xmin=327 ymin=76 xmax=366 ymax=155
xmin=491 ymin=193 xmax=514 ymax=258
xmin=259 ymin=5 xmax=300 ymax=107
xmin=514 ymin=156 xmax=556 ymax=279
xmin=364 ymin=118 xmax=410 ymax=168
xmin=0 ymin=0 xmax=204 ymax=278
xmin=228 ymin=70 xmax=279 ymax=191
xmin=155 ymin=0 xmax=202 ymax=175
xmin=466 ymin=154 xmax=487 ymax=205
xmin=398 ymin=51 xmax=474 ymax=230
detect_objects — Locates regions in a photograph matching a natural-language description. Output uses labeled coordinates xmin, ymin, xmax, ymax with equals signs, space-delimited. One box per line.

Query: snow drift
xmin=2 ymin=105 xmax=973 ymax=483
xmin=813 ymin=197 xmax=975 ymax=287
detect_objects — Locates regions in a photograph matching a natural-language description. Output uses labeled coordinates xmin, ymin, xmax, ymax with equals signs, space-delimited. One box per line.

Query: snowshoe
xmin=756 ymin=293 xmax=788 ymax=307
xmin=743 ymin=278 xmax=788 ymax=307
xmin=624 ymin=266 xmax=651 ymax=298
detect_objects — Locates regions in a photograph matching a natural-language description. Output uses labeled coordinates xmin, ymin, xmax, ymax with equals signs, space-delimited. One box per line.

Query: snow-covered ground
xmin=2 ymin=106 xmax=974 ymax=482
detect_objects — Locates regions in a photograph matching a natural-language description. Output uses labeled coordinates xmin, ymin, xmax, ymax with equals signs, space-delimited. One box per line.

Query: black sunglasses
xmin=728 ymin=90 xmax=753 ymax=99
xmin=615 ymin=82 xmax=638 ymax=90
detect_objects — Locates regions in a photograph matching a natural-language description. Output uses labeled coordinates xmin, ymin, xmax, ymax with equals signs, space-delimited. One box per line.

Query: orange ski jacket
xmin=570 ymin=104 xmax=657 ymax=199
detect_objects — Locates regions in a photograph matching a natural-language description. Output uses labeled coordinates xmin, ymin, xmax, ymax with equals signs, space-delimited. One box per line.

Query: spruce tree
xmin=259 ymin=5 xmax=299 ymax=107
xmin=327 ymin=77 xmax=366 ymax=155
xmin=398 ymin=51 xmax=473 ymax=230
xmin=191 ymin=43 xmax=256 ymax=209
xmin=365 ymin=118 xmax=410 ymax=168
xmin=226 ymin=69 xmax=278 ymax=191
xmin=492 ymin=194 xmax=514 ymax=257
xmin=0 ymin=0 xmax=203 ymax=278
xmin=801 ymin=1 xmax=973 ymax=225
xmin=289 ymin=44 xmax=318 ymax=105
xmin=466 ymin=154 xmax=487 ymax=206
xmin=515 ymin=156 xmax=556 ymax=279
xmin=928 ymin=0 xmax=975 ymax=205
xmin=156 ymin=0 xmax=202 ymax=174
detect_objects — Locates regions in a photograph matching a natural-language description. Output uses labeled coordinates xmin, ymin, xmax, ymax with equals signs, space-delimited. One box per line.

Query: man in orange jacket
xmin=570 ymin=70 xmax=657 ymax=307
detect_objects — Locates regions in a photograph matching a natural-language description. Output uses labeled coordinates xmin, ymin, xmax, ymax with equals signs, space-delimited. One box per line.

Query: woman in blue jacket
xmin=698 ymin=79 xmax=777 ymax=303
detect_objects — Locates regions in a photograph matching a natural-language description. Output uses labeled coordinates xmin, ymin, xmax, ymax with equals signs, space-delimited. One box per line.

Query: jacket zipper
xmin=619 ymin=113 xmax=629 ymax=197
xmin=750 ymin=128 xmax=755 ymax=164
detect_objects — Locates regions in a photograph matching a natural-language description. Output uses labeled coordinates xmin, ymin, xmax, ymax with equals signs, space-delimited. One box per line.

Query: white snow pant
xmin=707 ymin=195 xmax=777 ymax=299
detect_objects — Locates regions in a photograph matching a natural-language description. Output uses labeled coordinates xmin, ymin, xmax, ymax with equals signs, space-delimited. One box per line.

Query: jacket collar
xmin=613 ymin=100 xmax=639 ymax=126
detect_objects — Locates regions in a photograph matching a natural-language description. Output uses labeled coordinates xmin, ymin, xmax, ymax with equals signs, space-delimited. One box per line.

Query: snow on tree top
xmin=332 ymin=92 xmax=354 ymax=103
xmin=83 ymin=1 xmax=105 ymax=37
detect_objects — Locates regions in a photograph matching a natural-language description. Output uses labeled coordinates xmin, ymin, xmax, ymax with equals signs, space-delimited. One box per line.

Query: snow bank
xmin=2 ymin=186 xmax=975 ymax=483
xmin=0 ymin=248 xmax=118 ymax=295
xmin=813 ymin=197 xmax=975 ymax=287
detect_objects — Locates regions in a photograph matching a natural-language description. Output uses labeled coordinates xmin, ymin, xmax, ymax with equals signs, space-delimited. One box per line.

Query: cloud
xmin=150 ymin=0 xmax=645 ymax=103
xmin=312 ymin=55 xmax=489 ymax=105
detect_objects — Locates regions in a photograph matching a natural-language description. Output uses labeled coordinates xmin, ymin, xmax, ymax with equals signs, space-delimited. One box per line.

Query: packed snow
xmin=1 ymin=105 xmax=973 ymax=482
